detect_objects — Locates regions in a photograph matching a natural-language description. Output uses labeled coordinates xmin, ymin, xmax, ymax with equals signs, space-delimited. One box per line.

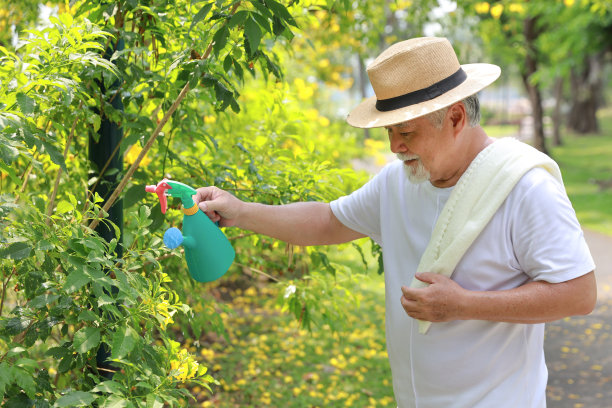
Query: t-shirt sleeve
xmin=511 ymin=168 xmax=595 ymax=283
xmin=330 ymin=170 xmax=384 ymax=244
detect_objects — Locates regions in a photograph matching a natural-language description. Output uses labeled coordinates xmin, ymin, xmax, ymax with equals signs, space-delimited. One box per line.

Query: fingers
xmin=400 ymin=291 xmax=429 ymax=321
xmin=400 ymin=275 xmax=465 ymax=322
xmin=414 ymin=272 xmax=439 ymax=284
xmin=192 ymin=186 xmax=241 ymax=227
xmin=193 ymin=186 xmax=217 ymax=205
xmin=399 ymin=275 xmax=451 ymax=322
xmin=194 ymin=187 xmax=222 ymax=221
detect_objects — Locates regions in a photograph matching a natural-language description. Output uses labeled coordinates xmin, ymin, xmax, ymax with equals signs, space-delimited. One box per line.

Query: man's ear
xmin=448 ymin=102 xmax=466 ymax=134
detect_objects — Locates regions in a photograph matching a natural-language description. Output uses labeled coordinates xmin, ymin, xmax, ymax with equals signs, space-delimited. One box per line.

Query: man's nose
xmin=388 ymin=132 xmax=407 ymax=154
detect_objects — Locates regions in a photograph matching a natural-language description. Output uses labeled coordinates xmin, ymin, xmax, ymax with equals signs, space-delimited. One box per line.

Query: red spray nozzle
xmin=145 ymin=179 xmax=172 ymax=214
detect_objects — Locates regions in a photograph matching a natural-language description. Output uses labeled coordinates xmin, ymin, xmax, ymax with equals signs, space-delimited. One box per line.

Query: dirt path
xmin=545 ymin=229 xmax=612 ymax=407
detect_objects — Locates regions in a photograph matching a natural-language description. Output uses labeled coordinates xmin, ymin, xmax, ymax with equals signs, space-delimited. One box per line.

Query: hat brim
xmin=346 ymin=63 xmax=501 ymax=129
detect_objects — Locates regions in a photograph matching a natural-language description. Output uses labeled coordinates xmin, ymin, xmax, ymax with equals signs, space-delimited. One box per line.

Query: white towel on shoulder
xmin=410 ymin=137 xmax=563 ymax=334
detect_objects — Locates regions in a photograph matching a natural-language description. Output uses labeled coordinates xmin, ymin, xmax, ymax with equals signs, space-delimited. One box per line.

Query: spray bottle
xmin=145 ymin=179 xmax=235 ymax=282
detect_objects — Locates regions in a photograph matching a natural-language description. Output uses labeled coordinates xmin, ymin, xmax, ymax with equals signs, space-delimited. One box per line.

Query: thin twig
xmin=228 ymin=232 xmax=257 ymax=241
xmin=234 ymin=262 xmax=279 ymax=282
xmin=0 ymin=266 xmax=16 ymax=317
xmin=19 ymin=163 xmax=33 ymax=194
xmin=108 ymin=80 xmax=126 ymax=104
xmin=46 ymin=101 xmax=83 ymax=225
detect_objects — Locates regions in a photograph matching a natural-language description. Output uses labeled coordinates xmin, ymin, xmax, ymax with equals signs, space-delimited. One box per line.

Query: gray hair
xmin=425 ymin=94 xmax=481 ymax=128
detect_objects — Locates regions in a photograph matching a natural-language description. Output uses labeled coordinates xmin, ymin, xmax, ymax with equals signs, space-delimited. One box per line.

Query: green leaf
xmin=56 ymin=200 xmax=74 ymax=214
xmin=244 ymin=17 xmax=262 ymax=55
xmin=7 ymin=347 xmax=26 ymax=357
xmin=139 ymin=204 xmax=151 ymax=222
xmin=145 ymin=394 xmax=165 ymax=408
xmin=223 ymin=54 xmax=233 ymax=72
xmin=110 ymin=325 xmax=138 ymax=359
xmin=41 ymin=140 xmax=68 ymax=173
xmin=251 ymin=12 xmax=271 ymax=34
xmin=0 ymin=363 xmax=11 ymax=396
xmin=55 ymin=391 xmax=96 ymax=407
xmin=78 ymin=309 xmax=98 ymax=322
xmin=14 ymin=367 xmax=36 ymax=398
xmin=1 ymin=317 xmax=30 ymax=336
xmin=100 ymin=395 xmax=130 ymax=408
xmin=35 ymin=369 xmax=53 ymax=394
xmin=123 ymin=184 xmax=147 ymax=208
xmin=266 ymin=0 xmax=298 ymax=27
xmin=63 ymin=270 xmax=91 ymax=293
xmin=73 ymin=327 xmax=101 ymax=353
xmin=228 ymin=10 xmax=249 ymax=27
xmin=189 ymin=2 xmax=214 ymax=34
xmin=212 ymin=25 xmax=229 ymax=56
xmin=16 ymin=93 xmax=36 ymax=115
xmin=29 ymin=293 xmax=60 ymax=309
xmin=58 ymin=353 xmax=73 ymax=373
xmin=0 ymin=241 xmax=32 ymax=260
xmin=92 ymin=380 xmax=125 ymax=394
xmin=45 ymin=346 xmax=69 ymax=359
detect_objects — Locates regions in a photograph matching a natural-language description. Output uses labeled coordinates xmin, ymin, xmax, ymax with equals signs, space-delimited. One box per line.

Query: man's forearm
xmin=236 ymin=201 xmax=364 ymax=246
xmin=459 ymin=272 xmax=597 ymax=323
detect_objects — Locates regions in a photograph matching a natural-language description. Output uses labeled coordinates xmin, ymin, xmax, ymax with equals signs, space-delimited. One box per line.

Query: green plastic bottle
xmin=146 ymin=179 xmax=235 ymax=282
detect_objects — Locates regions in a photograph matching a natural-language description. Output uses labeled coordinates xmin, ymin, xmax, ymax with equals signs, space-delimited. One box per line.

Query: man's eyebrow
xmin=386 ymin=122 xmax=414 ymax=131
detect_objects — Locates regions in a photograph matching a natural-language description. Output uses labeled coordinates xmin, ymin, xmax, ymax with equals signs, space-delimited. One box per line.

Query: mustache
xmin=396 ymin=153 xmax=420 ymax=161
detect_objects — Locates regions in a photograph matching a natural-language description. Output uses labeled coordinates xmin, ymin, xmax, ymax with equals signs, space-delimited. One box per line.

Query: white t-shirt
xmin=330 ymin=160 xmax=595 ymax=408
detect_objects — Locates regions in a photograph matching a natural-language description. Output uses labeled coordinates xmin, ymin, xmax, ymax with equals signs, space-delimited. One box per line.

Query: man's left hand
xmin=400 ymin=273 xmax=466 ymax=322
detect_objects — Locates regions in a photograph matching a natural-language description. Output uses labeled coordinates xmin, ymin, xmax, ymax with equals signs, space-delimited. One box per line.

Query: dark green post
xmin=89 ymin=38 xmax=124 ymax=379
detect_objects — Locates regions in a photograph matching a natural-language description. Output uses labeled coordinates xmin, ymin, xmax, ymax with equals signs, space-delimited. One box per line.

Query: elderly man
xmin=194 ymin=37 xmax=596 ymax=407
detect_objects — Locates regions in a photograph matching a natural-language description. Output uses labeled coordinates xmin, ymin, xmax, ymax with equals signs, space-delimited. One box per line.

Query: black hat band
xmin=375 ymin=68 xmax=467 ymax=112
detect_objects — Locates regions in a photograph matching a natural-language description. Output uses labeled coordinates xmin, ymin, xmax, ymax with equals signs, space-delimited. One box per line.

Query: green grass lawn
xmin=191 ymin=242 xmax=395 ymax=408
xmin=551 ymin=111 xmax=612 ymax=236
xmin=482 ymin=111 xmax=612 ymax=236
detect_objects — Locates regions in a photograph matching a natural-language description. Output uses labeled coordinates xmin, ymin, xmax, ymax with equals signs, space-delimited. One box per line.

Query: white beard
xmin=396 ymin=153 xmax=431 ymax=184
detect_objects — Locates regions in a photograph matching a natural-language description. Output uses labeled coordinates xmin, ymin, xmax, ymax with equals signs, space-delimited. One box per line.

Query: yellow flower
xmin=200 ymin=348 xmax=215 ymax=361
xmin=304 ymin=108 xmax=319 ymax=121
xmin=490 ymin=4 xmax=504 ymax=19
xmin=169 ymin=346 xmax=201 ymax=382
xmin=474 ymin=2 xmax=490 ymax=14
xmin=564 ymin=0 xmax=575 ymax=6
xmin=124 ymin=144 xmax=151 ymax=166
xmin=294 ymin=78 xmax=317 ymax=101
xmin=508 ymin=3 xmax=525 ymax=13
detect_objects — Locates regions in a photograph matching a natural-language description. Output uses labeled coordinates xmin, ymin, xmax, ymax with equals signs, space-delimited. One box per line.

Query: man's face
xmin=385 ymin=114 xmax=453 ymax=186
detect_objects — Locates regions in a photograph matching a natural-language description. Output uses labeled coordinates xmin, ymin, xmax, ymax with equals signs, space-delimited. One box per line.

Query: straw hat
xmin=347 ymin=37 xmax=501 ymax=128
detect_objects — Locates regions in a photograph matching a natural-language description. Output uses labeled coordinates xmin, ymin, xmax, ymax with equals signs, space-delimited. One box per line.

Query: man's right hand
xmin=193 ymin=186 xmax=243 ymax=227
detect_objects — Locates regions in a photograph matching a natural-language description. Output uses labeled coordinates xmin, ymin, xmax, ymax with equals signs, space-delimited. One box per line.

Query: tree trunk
xmin=357 ymin=55 xmax=370 ymax=139
xmin=568 ymin=53 xmax=603 ymax=134
xmin=552 ymin=76 xmax=564 ymax=146
xmin=521 ymin=17 xmax=548 ymax=155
